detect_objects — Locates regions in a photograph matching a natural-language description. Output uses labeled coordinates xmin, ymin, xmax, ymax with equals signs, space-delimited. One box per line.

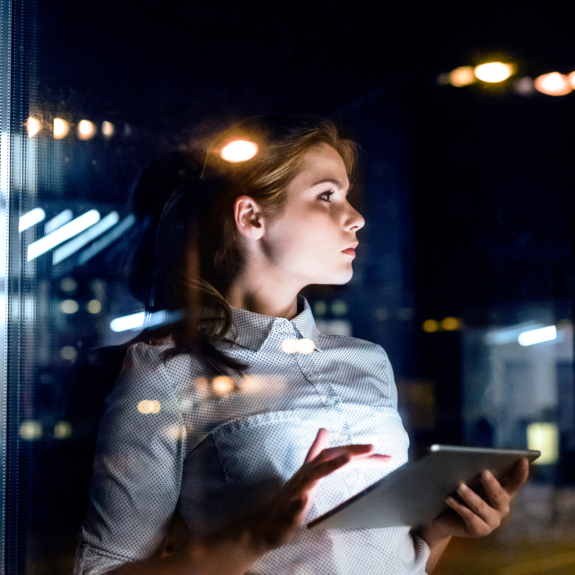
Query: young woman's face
xmin=262 ymin=143 xmax=365 ymax=287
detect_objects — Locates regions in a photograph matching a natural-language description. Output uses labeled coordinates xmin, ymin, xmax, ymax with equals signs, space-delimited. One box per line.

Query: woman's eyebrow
xmin=312 ymin=178 xmax=344 ymax=189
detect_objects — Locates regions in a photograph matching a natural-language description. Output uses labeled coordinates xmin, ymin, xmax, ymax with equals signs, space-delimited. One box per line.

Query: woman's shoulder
xmin=315 ymin=331 xmax=388 ymax=357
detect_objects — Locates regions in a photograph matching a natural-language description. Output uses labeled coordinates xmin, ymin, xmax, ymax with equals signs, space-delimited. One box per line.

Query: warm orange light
xmin=26 ymin=117 xmax=41 ymax=137
xmin=448 ymin=66 xmax=476 ymax=87
xmin=534 ymin=72 xmax=572 ymax=96
xmin=441 ymin=317 xmax=461 ymax=331
xmin=567 ymin=71 xmax=575 ymax=89
xmin=212 ymin=376 xmax=234 ymax=396
xmin=78 ymin=120 xmax=96 ymax=140
xmin=220 ymin=140 xmax=258 ymax=163
xmin=102 ymin=121 xmax=115 ymax=137
xmin=53 ymin=118 xmax=70 ymax=139
xmin=474 ymin=62 xmax=514 ymax=83
xmin=422 ymin=320 xmax=439 ymax=333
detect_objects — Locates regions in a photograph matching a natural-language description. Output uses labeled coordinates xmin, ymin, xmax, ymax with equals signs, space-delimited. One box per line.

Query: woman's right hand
xmin=245 ymin=428 xmax=391 ymax=554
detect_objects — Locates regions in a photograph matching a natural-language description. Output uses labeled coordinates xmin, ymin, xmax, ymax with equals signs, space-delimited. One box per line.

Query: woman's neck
xmin=226 ymin=272 xmax=300 ymax=320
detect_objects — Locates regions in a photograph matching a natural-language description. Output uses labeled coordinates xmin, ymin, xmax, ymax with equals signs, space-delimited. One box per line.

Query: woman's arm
xmin=110 ymin=429 xmax=390 ymax=575
xmin=412 ymin=457 xmax=530 ymax=573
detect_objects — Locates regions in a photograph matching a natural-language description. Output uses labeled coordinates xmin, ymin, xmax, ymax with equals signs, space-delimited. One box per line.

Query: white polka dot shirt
xmin=74 ymin=297 xmax=430 ymax=574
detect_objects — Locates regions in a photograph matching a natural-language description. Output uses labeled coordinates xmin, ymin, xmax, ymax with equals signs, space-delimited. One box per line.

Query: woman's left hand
xmin=427 ymin=457 xmax=530 ymax=540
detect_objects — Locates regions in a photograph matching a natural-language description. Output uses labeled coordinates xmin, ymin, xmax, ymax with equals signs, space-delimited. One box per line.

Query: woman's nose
xmin=346 ymin=205 xmax=365 ymax=232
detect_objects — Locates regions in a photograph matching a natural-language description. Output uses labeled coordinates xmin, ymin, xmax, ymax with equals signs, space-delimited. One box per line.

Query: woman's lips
xmin=342 ymin=248 xmax=356 ymax=256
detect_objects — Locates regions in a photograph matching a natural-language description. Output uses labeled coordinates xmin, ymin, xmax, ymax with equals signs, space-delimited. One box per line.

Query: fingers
xmin=445 ymin=494 xmax=492 ymax=538
xmin=294 ymin=443 xmax=389 ymax=490
xmin=304 ymin=428 xmax=330 ymax=463
xmin=479 ymin=471 xmax=510 ymax=515
xmin=501 ymin=458 xmax=530 ymax=495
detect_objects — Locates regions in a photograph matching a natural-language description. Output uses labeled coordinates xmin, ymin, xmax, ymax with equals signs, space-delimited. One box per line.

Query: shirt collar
xmin=227 ymin=296 xmax=320 ymax=352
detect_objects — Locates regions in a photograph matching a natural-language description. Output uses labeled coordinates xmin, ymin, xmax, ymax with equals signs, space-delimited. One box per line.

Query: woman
xmin=74 ymin=116 xmax=529 ymax=575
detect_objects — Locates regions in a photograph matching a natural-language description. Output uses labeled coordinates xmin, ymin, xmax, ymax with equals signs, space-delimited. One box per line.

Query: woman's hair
xmin=128 ymin=115 xmax=358 ymax=375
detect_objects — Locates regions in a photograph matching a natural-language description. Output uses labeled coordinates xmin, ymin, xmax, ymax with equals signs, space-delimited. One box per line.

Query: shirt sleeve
xmin=74 ymin=343 xmax=187 ymax=575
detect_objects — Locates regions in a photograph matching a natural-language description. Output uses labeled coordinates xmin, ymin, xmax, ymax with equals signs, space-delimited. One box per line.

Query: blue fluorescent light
xmin=53 ymin=211 xmax=120 ymax=264
xmin=44 ymin=209 xmax=73 ymax=234
xmin=19 ymin=207 xmax=46 ymax=232
xmin=78 ymin=213 xmax=135 ymax=264
xmin=110 ymin=311 xmax=145 ymax=332
xmin=518 ymin=325 xmax=557 ymax=346
xmin=110 ymin=309 xmax=183 ymax=333
xmin=27 ymin=209 xmax=100 ymax=261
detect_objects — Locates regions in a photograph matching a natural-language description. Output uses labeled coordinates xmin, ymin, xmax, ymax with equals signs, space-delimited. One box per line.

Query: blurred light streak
xmin=78 ymin=119 xmax=96 ymax=140
xmin=484 ymin=322 xmax=542 ymax=345
xmin=422 ymin=319 xmax=439 ymax=333
xmin=19 ymin=420 xmax=42 ymax=441
xmin=54 ymin=421 xmax=72 ymax=439
xmin=87 ymin=299 xmax=102 ymax=313
xmin=137 ymin=399 xmax=161 ymax=414
xmin=44 ymin=209 xmax=73 ymax=234
xmin=78 ymin=213 xmax=135 ymax=264
xmin=19 ymin=207 xmax=45 ymax=232
xmin=53 ymin=211 xmax=119 ymax=264
xmin=474 ymin=62 xmax=514 ymax=83
xmin=26 ymin=117 xmax=41 ymax=137
xmin=212 ymin=376 xmax=234 ymax=396
xmin=53 ymin=118 xmax=70 ymax=139
xmin=110 ymin=311 xmax=145 ymax=332
xmin=448 ymin=66 xmax=475 ymax=87
xmin=110 ymin=308 xmax=182 ymax=332
xmin=60 ymin=299 xmax=79 ymax=314
xmin=27 ymin=209 xmax=100 ymax=261
xmin=518 ymin=325 xmax=557 ymax=346
xmin=220 ymin=140 xmax=258 ymax=162
xmin=102 ymin=121 xmax=115 ymax=137
xmin=527 ymin=422 xmax=558 ymax=464
xmin=534 ymin=72 xmax=572 ymax=96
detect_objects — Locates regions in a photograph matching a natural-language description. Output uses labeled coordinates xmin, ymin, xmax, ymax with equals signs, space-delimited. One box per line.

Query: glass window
xmin=2 ymin=3 xmax=573 ymax=574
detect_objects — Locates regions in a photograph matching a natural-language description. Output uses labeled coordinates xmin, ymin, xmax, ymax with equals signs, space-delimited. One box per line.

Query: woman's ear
xmin=234 ymin=195 xmax=265 ymax=240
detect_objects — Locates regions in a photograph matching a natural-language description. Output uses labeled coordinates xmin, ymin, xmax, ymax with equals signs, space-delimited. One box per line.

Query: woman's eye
xmin=318 ymin=191 xmax=334 ymax=202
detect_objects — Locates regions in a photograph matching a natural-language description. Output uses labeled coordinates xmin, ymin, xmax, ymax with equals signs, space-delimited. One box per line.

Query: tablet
xmin=307 ymin=445 xmax=540 ymax=530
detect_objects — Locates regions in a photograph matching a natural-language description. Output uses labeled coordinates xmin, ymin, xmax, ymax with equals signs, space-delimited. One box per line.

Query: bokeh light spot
xmin=20 ymin=420 xmax=42 ymax=441
xmin=78 ymin=120 xmax=96 ymax=140
xmin=474 ymin=62 xmax=514 ymax=83
xmin=212 ymin=376 xmax=235 ymax=396
xmin=60 ymin=346 xmax=77 ymax=361
xmin=26 ymin=117 xmax=41 ymax=137
xmin=281 ymin=339 xmax=299 ymax=354
xmin=448 ymin=66 xmax=476 ymax=87
xmin=441 ymin=317 xmax=461 ymax=331
xmin=220 ymin=140 xmax=258 ymax=163
xmin=54 ymin=420 xmax=72 ymax=439
xmin=60 ymin=299 xmax=79 ymax=314
xmin=137 ymin=399 xmax=161 ymax=414
xmin=297 ymin=338 xmax=315 ymax=354
xmin=87 ymin=299 xmax=102 ymax=314
xmin=53 ymin=118 xmax=70 ymax=139
xmin=422 ymin=319 xmax=439 ymax=333
xmin=534 ymin=72 xmax=572 ymax=96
